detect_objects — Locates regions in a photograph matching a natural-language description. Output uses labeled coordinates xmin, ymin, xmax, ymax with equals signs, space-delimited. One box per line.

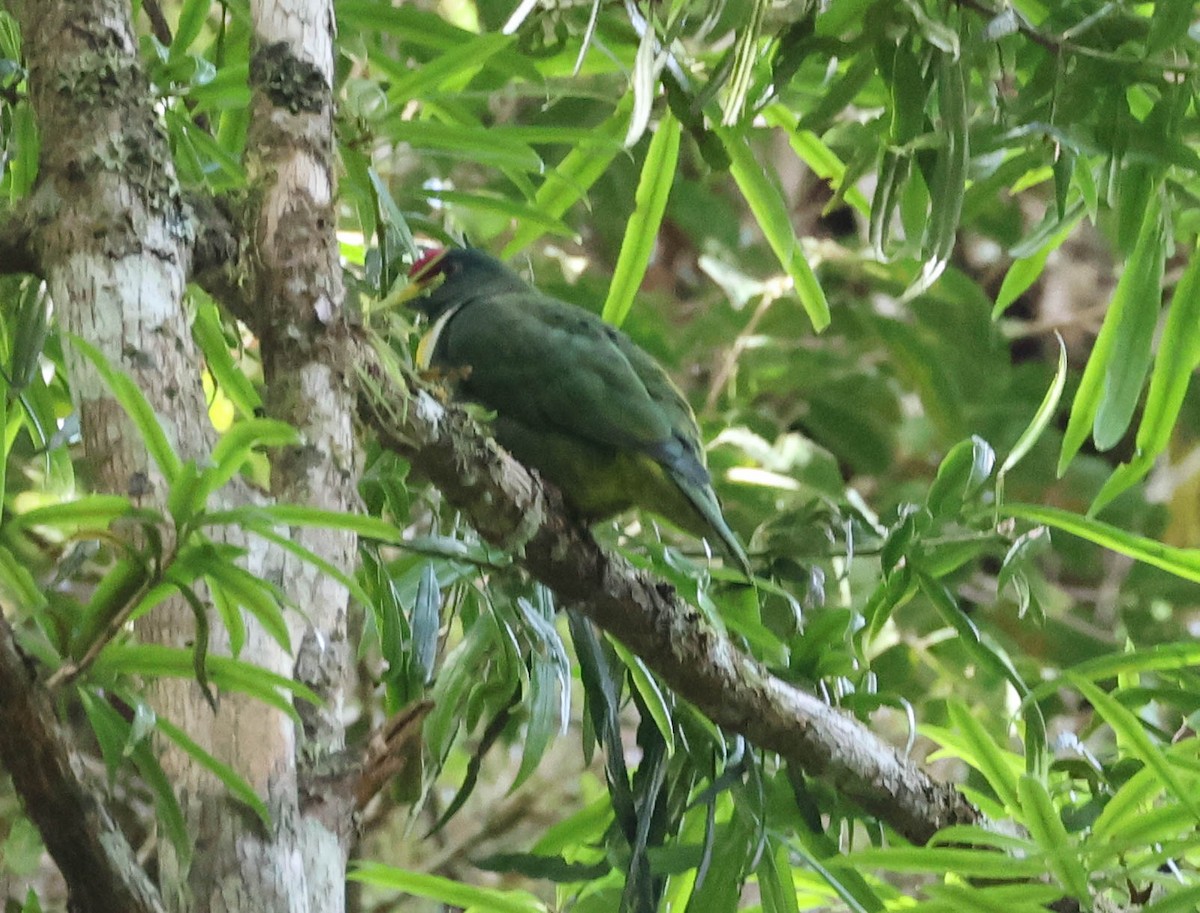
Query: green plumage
xmin=408 ymin=248 xmax=750 ymax=575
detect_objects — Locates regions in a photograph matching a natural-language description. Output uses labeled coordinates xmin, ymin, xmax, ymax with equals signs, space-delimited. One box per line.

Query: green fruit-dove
xmin=408 ymin=247 xmax=750 ymax=576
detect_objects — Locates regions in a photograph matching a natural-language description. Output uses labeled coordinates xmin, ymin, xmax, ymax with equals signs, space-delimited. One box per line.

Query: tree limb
xmin=0 ymin=616 xmax=165 ymax=913
xmin=187 ymin=191 xmax=258 ymax=330
xmin=0 ymin=213 xmax=39 ymax=277
xmin=354 ymin=338 xmax=982 ymax=846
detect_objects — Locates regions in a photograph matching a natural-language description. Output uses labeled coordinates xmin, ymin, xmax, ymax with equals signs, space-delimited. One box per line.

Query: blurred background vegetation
xmin=3 ymin=0 xmax=1200 ymax=910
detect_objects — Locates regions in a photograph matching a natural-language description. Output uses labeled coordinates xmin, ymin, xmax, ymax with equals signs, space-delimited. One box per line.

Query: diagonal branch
xmin=0 ymin=616 xmax=165 ymax=913
xmin=355 ymin=338 xmax=982 ymax=846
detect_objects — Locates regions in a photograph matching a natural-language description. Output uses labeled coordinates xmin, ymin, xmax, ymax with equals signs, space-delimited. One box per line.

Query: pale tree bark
xmin=7 ymin=0 xmax=356 ymax=910
xmin=244 ymin=0 xmax=359 ymax=908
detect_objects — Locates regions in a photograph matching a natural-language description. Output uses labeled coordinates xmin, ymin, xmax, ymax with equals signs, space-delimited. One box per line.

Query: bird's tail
xmin=676 ymin=478 xmax=752 ymax=578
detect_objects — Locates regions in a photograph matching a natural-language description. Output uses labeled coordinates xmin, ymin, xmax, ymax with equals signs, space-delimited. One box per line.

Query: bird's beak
xmin=408 ymin=248 xmax=446 ymax=286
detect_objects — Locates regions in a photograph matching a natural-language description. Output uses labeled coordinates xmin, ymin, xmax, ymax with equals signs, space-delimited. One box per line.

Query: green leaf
xmin=1059 ymin=190 xmax=1165 ymax=472
xmin=11 ymin=494 xmax=135 ymax=530
xmin=993 ymin=211 xmax=1083 ymax=319
xmin=919 ymin=574 xmax=1030 ymax=698
xmin=1147 ymin=0 xmax=1194 ymax=54
xmin=203 ymin=560 xmax=291 ymax=652
xmin=610 ymin=639 xmax=675 ymax=757
xmin=71 ymin=335 xmax=183 ymax=483
xmin=78 ymin=687 xmax=130 ymax=781
xmin=205 ymin=418 xmax=299 ymax=496
xmin=1032 ymin=643 xmax=1200 ymax=703
xmin=837 ymin=846 xmax=1046 ymax=879
xmin=926 ymin=434 xmax=994 ymax=518
xmin=411 ymin=561 xmax=439 ymax=682
xmin=1016 ymin=775 xmax=1089 ymax=899
xmin=1092 ymin=237 xmax=1200 ymax=512
xmin=167 ymin=460 xmax=207 ymax=527
xmin=906 ymin=56 xmax=968 ymax=300
xmin=474 ymin=851 xmax=609 ymax=883
xmin=501 ymin=97 xmax=632 ymax=257
xmin=90 ymin=645 xmax=320 ymax=719
xmin=943 ymin=702 xmax=1021 ymax=812
xmin=1141 ymin=886 xmax=1200 ymax=913
xmin=237 ymin=519 xmax=373 ymax=612
xmin=191 ymin=298 xmax=262 ymax=419
xmin=1001 ymin=503 xmax=1200 ymax=584
xmin=171 ymin=0 xmax=211 ymax=56
xmin=602 ymin=112 xmax=681 ymax=328
xmin=423 ymin=189 xmax=577 ymax=240
xmin=511 ymin=655 xmax=558 ymax=790
xmin=763 ymin=105 xmax=871 ymax=216
xmin=80 ymin=689 xmax=191 ymax=865
xmin=997 ymin=333 xmax=1067 ymax=490
xmin=349 ymin=862 xmax=546 ymax=913
xmin=202 ymin=503 xmax=400 ymax=542
xmin=1070 ymin=675 xmax=1200 ymax=821
xmin=381 ymin=33 xmax=515 ymax=102
xmin=1091 ymin=760 xmax=1172 ymax=844
xmin=898 ymin=0 xmax=960 ymax=54
xmin=756 ymin=842 xmax=800 ymax=913
xmin=7 ymin=103 xmax=39 ymax=199
xmin=381 ymin=120 xmax=542 ymax=172
xmin=721 ymin=129 xmax=830 ymax=330
xmin=1095 ymin=199 xmax=1166 ymax=451
xmin=0 ymin=543 xmax=47 ymax=615
xmin=155 ymin=716 xmax=270 ymax=827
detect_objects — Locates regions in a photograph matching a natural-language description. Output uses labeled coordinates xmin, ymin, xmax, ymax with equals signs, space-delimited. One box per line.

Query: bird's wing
xmin=438 ymin=292 xmax=699 ymax=471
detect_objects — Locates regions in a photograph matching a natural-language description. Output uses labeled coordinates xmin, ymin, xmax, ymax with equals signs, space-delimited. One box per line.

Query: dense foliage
xmin=2 ymin=0 xmax=1200 ymax=910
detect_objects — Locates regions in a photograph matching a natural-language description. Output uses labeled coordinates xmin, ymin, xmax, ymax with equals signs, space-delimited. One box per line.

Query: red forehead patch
xmin=409 ymin=247 xmax=447 ymax=279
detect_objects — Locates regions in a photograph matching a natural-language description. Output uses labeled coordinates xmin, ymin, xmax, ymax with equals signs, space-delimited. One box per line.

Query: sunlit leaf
xmin=602 ymin=112 xmax=680 ymax=327
xmin=71 ymin=336 xmax=182 ymax=483
xmin=1059 ymin=190 xmax=1165 ymax=471
xmin=349 ymin=862 xmax=546 ymax=913
xmin=721 ymin=129 xmax=830 ymax=330
xmin=1002 ymin=503 xmax=1200 ymax=584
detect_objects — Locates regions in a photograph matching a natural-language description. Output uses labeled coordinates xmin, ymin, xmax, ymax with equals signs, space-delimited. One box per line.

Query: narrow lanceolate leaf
xmin=502 ymin=97 xmax=632 ymax=258
xmin=1002 ymin=502 xmax=1200 ymax=584
xmin=905 ymin=56 xmax=968 ymax=301
xmin=1017 ymin=775 xmax=1089 ymax=899
xmin=71 ymin=336 xmax=183 ymax=484
xmin=202 ymin=503 xmax=400 ymax=542
xmin=349 ymin=863 xmax=546 ymax=913
xmin=171 ymin=0 xmax=211 ymax=56
xmin=1059 ymin=190 xmax=1165 ymax=473
xmin=155 ymin=716 xmax=270 ymax=827
xmin=997 ymin=333 xmax=1067 ymax=504
xmin=1094 ymin=196 xmax=1166 ymax=450
xmin=204 ymin=418 xmax=299 ymax=497
xmin=945 ymin=702 xmax=1021 ymax=812
xmin=384 ymin=121 xmax=542 ymax=172
xmin=602 ymin=113 xmax=681 ymax=328
xmin=993 ymin=210 xmax=1083 ymax=319
xmin=11 ymin=494 xmax=134 ymax=531
xmin=721 ymin=129 xmax=831 ymax=330
xmin=610 ymin=639 xmax=675 ymax=756
xmin=1070 ymin=675 xmax=1200 ymax=822
xmin=192 ymin=298 xmax=262 ymax=419
xmin=763 ymin=105 xmax=871 ymax=216
xmin=1091 ymin=238 xmax=1200 ymax=513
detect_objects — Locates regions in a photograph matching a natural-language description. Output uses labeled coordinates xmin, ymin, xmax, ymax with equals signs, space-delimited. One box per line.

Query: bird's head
xmin=407 ymin=247 xmax=529 ymax=318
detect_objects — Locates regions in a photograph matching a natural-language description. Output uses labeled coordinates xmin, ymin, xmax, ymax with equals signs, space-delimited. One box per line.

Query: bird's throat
xmin=416 ymin=300 xmax=466 ymax=370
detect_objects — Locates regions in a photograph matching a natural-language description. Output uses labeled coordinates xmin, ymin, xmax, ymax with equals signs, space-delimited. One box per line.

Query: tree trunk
xmin=8 ymin=0 xmax=356 ymax=909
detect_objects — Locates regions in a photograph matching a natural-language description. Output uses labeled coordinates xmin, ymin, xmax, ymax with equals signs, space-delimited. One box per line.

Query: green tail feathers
xmin=674 ymin=473 xmax=752 ymax=577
